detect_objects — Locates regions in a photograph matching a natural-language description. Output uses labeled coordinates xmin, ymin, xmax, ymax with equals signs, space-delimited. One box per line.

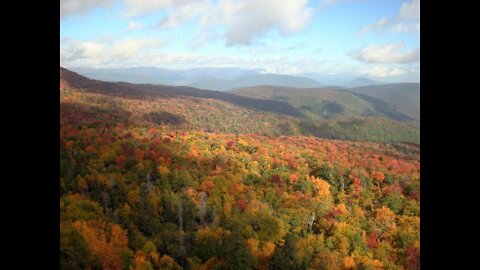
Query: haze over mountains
xmin=68 ymin=67 xmax=414 ymax=90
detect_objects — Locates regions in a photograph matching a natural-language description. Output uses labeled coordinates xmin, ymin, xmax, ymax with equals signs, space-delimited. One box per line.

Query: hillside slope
xmin=61 ymin=67 xmax=419 ymax=143
xmin=232 ymin=85 xmax=413 ymax=122
xmin=350 ymin=83 xmax=420 ymax=119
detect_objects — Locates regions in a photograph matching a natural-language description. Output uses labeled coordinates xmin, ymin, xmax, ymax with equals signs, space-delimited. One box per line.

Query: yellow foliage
xmin=132 ymin=251 xmax=153 ymax=270
xmin=246 ymin=238 xmax=260 ymax=257
xmin=158 ymin=165 xmax=170 ymax=176
xmin=335 ymin=203 xmax=349 ymax=216
xmin=247 ymin=239 xmax=276 ymax=259
xmin=157 ymin=255 xmax=182 ymax=270
xmin=223 ymin=194 xmax=233 ymax=219
xmin=358 ymin=255 xmax=384 ymax=269
xmin=238 ymin=138 xmax=248 ymax=146
xmin=375 ymin=206 xmax=396 ymax=232
xmin=309 ymin=176 xmax=331 ymax=199
xmin=262 ymin=241 xmax=276 ymax=258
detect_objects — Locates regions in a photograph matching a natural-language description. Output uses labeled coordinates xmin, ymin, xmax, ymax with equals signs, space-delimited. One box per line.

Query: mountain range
xmin=61 ymin=67 xmax=419 ymax=143
xmin=68 ymin=67 xmax=409 ymax=90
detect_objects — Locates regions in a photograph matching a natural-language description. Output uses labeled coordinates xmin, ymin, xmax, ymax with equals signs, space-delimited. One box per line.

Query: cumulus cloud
xmin=60 ymin=39 xmax=107 ymax=62
xmin=210 ymin=0 xmax=313 ymax=46
xmin=61 ymin=37 xmax=167 ymax=67
xmin=358 ymin=66 xmax=406 ymax=78
xmin=60 ymin=0 xmax=113 ymax=19
xmin=350 ymin=43 xmax=419 ymax=64
xmin=124 ymin=0 xmax=313 ymax=46
xmin=60 ymin=36 xmax=332 ymax=74
xmin=358 ymin=0 xmax=419 ymax=35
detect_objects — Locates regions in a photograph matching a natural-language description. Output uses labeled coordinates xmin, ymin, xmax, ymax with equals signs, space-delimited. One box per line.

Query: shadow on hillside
xmin=61 ymin=67 xmax=304 ymax=118
xmin=353 ymin=93 xmax=413 ymax=121
xmin=143 ymin=111 xmax=187 ymax=126
xmin=60 ymin=102 xmax=132 ymax=126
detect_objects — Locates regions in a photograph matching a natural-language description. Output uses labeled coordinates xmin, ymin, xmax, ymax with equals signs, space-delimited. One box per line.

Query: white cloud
xmin=157 ymin=1 xmax=212 ymax=29
xmin=60 ymin=40 xmax=107 ymax=62
xmin=126 ymin=21 xmax=143 ymax=31
xmin=392 ymin=21 xmax=420 ymax=33
xmin=357 ymin=17 xmax=389 ymax=35
xmin=111 ymin=39 xmax=166 ymax=59
xmin=358 ymin=0 xmax=419 ymax=35
xmin=60 ymin=36 xmax=334 ymax=74
xmin=216 ymin=0 xmax=313 ymax=46
xmin=60 ymin=0 xmax=113 ymax=19
xmin=398 ymin=0 xmax=420 ymax=19
xmin=358 ymin=66 xmax=406 ymax=78
xmin=61 ymin=37 xmax=167 ymax=67
xmin=124 ymin=0 xmax=312 ymax=46
xmin=350 ymin=43 xmax=419 ymax=64
xmin=123 ymin=0 xmax=201 ymax=17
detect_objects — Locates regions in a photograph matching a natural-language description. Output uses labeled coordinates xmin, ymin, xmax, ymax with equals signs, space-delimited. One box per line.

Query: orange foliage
xmin=288 ymin=173 xmax=299 ymax=184
xmin=72 ymin=220 xmax=128 ymax=270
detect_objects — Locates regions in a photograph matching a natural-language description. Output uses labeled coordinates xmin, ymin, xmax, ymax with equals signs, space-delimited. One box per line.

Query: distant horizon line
xmin=62 ymin=66 xmax=419 ymax=84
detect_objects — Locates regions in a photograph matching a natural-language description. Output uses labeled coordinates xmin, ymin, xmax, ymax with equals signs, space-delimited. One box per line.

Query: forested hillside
xmin=350 ymin=84 xmax=420 ymax=120
xmin=61 ymin=69 xmax=419 ymax=143
xmin=60 ymin=68 xmax=420 ymax=270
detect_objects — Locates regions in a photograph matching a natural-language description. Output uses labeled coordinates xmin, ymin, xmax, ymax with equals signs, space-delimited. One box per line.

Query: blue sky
xmin=60 ymin=0 xmax=420 ymax=82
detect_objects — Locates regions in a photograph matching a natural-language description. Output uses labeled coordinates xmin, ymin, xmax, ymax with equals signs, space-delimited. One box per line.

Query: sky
xmin=60 ymin=0 xmax=420 ymax=82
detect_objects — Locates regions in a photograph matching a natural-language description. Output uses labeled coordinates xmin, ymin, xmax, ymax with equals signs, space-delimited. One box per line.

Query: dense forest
xmin=60 ymin=68 xmax=419 ymax=270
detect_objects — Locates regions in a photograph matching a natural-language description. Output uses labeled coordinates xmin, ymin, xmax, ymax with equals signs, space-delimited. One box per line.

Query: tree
xmin=60 ymin=225 xmax=95 ymax=270
xmin=223 ymin=230 xmax=254 ymax=270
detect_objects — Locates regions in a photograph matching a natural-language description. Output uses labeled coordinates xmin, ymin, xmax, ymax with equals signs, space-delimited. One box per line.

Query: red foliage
xmin=85 ymin=145 xmax=95 ymax=154
xmin=408 ymin=191 xmax=420 ymax=201
xmin=269 ymin=174 xmax=285 ymax=188
xmin=148 ymin=127 xmax=158 ymax=135
xmin=235 ymin=198 xmax=247 ymax=211
xmin=121 ymin=144 xmax=134 ymax=157
xmin=404 ymin=247 xmax=420 ymax=270
xmin=150 ymin=139 xmax=162 ymax=149
xmin=199 ymin=179 xmax=215 ymax=194
xmin=367 ymin=231 xmax=379 ymax=248
xmin=148 ymin=150 xmax=160 ymax=160
xmin=226 ymin=141 xmax=237 ymax=151
xmin=162 ymin=136 xmax=173 ymax=143
xmin=373 ymin=171 xmax=385 ymax=182
xmin=384 ymin=184 xmax=403 ymax=197
xmin=115 ymin=155 xmax=127 ymax=167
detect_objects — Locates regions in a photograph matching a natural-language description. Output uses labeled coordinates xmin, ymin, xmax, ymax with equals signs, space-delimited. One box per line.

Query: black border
xmin=6 ymin=1 xmax=59 ymax=268
xmin=5 ymin=0 xmax=458 ymax=268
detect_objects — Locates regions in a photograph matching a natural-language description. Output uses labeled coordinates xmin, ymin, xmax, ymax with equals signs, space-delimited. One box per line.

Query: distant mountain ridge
xmin=68 ymin=66 xmax=410 ymax=90
xmin=60 ymin=67 xmax=419 ymax=143
xmin=189 ymin=73 xmax=322 ymax=91
xmin=70 ymin=67 xmax=260 ymax=86
xmin=342 ymin=77 xmax=384 ymax=88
